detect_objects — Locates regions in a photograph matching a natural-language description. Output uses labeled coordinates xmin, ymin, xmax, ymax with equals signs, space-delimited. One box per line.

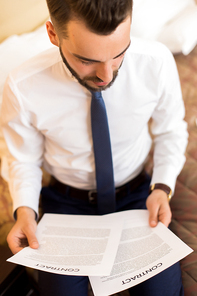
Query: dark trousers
xmin=39 ymin=173 xmax=184 ymax=296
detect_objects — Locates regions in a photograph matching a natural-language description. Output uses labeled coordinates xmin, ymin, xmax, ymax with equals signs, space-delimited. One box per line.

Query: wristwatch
xmin=149 ymin=183 xmax=172 ymax=202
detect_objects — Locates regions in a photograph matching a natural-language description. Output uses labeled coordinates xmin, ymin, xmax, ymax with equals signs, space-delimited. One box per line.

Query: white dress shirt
xmin=1 ymin=37 xmax=188 ymax=215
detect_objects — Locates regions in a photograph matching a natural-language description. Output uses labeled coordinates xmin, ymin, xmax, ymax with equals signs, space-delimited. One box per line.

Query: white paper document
xmin=89 ymin=210 xmax=193 ymax=296
xmin=7 ymin=213 xmax=123 ymax=276
xmin=7 ymin=210 xmax=193 ymax=295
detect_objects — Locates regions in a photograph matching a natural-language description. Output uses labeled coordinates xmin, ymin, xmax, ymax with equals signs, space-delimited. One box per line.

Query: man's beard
xmin=59 ymin=47 xmax=120 ymax=92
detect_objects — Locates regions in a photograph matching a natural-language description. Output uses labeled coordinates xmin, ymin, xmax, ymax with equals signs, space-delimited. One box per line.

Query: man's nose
xmin=95 ymin=62 xmax=113 ymax=83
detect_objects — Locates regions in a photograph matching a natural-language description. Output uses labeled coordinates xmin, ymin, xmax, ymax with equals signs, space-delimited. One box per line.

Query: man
xmin=1 ymin=0 xmax=187 ymax=295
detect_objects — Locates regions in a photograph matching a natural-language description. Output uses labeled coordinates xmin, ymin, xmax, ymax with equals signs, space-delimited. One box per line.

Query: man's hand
xmin=7 ymin=206 xmax=39 ymax=254
xmin=146 ymin=189 xmax=172 ymax=228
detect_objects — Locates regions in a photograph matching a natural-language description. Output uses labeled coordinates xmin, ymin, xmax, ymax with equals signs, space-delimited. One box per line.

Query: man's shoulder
xmin=9 ymin=47 xmax=61 ymax=84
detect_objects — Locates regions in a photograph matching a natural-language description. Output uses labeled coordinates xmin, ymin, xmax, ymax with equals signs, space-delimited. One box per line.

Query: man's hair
xmin=46 ymin=0 xmax=133 ymax=37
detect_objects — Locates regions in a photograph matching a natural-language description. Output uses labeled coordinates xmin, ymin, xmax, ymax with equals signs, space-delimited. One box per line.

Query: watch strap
xmin=149 ymin=183 xmax=172 ymax=202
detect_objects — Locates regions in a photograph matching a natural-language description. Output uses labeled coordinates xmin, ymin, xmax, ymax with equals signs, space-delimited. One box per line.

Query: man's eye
xmin=117 ymin=53 xmax=125 ymax=59
xmin=81 ymin=60 xmax=94 ymax=65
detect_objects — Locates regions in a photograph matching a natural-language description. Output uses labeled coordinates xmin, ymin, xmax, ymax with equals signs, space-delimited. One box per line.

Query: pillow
xmin=157 ymin=6 xmax=197 ymax=55
xmin=0 ymin=0 xmax=49 ymax=42
xmin=130 ymin=0 xmax=195 ymax=40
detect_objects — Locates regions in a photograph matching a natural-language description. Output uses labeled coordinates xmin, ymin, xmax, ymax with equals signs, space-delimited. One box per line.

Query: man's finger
xmin=149 ymin=212 xmax=159 ymax=227
xmin=25 ymin=228 xmax=39 ymax=249
xmin=158 ymin=206 xmax=172 ymax=227
xmin=147 ymin=202 xmax=159 ymax=227
xmin=7 ymin=235 xmax=25 ymax=254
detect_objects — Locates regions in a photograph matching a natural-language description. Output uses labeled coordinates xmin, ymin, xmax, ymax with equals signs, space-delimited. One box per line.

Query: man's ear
xmin=46 ymin=21 xmax=60 ymax=47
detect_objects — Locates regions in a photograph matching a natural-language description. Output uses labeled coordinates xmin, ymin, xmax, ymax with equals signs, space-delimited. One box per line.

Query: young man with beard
xmin=1 ymin=0 xmax=187 ymax=295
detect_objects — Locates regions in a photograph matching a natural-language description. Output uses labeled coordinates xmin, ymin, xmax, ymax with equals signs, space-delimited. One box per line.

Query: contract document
xmin=89 ymin=210 xmax=193 ymax=296
xmin=7 ymin=210 xmax=192 ymax=295
xmin=7 ymin=213 xmax=123 ymax=276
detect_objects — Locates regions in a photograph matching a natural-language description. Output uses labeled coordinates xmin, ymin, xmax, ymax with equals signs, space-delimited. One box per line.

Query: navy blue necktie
xmin=91 ymin=91 xmax=115 ymax=215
